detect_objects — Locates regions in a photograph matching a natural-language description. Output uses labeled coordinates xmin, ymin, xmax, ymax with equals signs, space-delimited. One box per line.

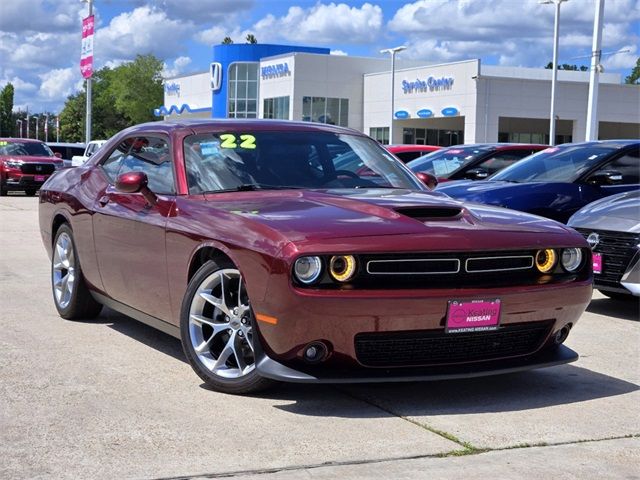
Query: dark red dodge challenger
xmin=39 ymin=120 xmax=592 ymax=394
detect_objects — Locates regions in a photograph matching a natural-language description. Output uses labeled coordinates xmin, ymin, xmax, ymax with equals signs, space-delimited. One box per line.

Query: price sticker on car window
xmin=218 ymin=134 xmax=257 ymax=150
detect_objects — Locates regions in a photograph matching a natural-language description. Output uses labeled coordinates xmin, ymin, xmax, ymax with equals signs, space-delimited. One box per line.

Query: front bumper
xmin=252 ymin=277 xmax=592 ymax=380
xmin=5 ymin=174 xmax=50 ymax=190
xmin=255 ymin=343 xmax=579 ymax=383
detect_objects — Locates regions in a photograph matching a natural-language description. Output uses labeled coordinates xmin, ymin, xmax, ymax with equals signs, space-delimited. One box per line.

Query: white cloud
xmin=97 ymin=6 xmax=192 ymax=61
xmin=158 ymin=0 xmax=254 ymax=23
xmin=388 ymin=0 xmax=640 ymax=68
xmin=330 ymin=49 xmax=348 ymax=56
xmin=38 ymin=68 xmax=83 ymax=100
xmin=604 ymin=45 xmax=639 ymax=70
xmin=0 ymin=0 xmax=83 ymax=34
xmin=163 ymin=56 xmax=192 ymax=77
xmin=195 ymin=2 xmax=384 ymax=46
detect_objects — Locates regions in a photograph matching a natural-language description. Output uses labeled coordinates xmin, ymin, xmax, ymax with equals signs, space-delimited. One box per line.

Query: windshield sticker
xmin=587 ymin=155 xmax=599 ymax=160
xmin=200 ymin=141 xmax=220 ymax=156
xmin=218 ymin=134 xmax=257 ymax=150
xmin=447 ymin=149 xmax=463 ymax=154
xmin=542 ymin=147 xmax=559 ymax=154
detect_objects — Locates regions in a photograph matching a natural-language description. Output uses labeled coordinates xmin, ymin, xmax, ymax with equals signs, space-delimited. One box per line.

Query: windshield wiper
xmin=204 ymin=184 xmax=304 ymax=194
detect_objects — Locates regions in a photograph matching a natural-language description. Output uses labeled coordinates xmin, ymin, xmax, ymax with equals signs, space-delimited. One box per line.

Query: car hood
xmin=0 ymin=155 xmax=62 ymax=165
xmin=568 ymin=190 xmax=640 ymax=233
xmin=204 ymin=188 xmax=573 ymax=244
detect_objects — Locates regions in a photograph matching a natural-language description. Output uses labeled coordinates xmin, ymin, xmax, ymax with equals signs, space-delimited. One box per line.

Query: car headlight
xmin=561 ymin=248 xmax=583 ymax=272
xmin=329 ymin=255 xmax=357 ymax=282
xmin=293 ymin=256 xmax=323 ymax=284
xmin=5 ymin=160 xmax=23 ymax=169
xmin=535 ymin=249 xmax=557 ymax=273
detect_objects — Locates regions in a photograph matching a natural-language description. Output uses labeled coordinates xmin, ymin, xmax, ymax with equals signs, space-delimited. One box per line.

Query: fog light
xmin=294 ymin=256 xmax=322 ymax=284
xmin=535 ymin=249 xmax=557 ymax=273
xmin=561 ymin=248 xmax=583 ymax=272
xmin=303 ymin=342 xmax=328 ymax=363
xmin=329 ymin=255 xmax=356 ymax=282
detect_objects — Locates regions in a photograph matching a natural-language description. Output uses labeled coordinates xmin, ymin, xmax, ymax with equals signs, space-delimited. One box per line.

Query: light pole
xmin=540 ymin=0 xmax=567 ymax=146
xmin=26 ymin=113 xmax=30 ymax=138
xmin=82 ymin=0 xmax=94 ymax=144
xmin=380 ymin=45 xmax=407 ymax=145
xmin=34 ymin=115 xmax=40 ymax=140
xmin=585 ymin=0 xmax=605 ymax=141
xmin=44 ymin=114 xmax=49 ymax=142
xmin=16 ymin=119 xmax=23 ymax=137
xmin=56 ymin=116 xmax=60 ymax=142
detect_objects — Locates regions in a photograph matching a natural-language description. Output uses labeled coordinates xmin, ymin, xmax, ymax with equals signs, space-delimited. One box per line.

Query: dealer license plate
xmin=592 ymin=253 xmax=603 ymax=274
xmin=34 ymin=175 xmax=46 ymax=182
xmin=446 ymin=299 xmax=501 ymax=333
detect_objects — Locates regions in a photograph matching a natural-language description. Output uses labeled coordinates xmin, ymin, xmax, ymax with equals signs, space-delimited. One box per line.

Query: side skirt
xmin=92 ymin=292 xmax=181 ymax=339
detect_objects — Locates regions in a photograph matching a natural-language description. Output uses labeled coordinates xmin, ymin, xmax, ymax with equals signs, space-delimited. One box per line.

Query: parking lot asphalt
xmin=1 ymin=194 xmax=638 ymax=480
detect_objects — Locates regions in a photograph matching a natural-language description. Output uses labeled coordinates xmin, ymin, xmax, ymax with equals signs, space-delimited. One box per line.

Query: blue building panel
xmin=211 ymin=44 xmax=330 ymax=118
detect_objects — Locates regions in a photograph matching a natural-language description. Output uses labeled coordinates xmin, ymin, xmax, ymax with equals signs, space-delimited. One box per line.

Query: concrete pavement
xmin=0 ymin=194 xmax=638 ymax=479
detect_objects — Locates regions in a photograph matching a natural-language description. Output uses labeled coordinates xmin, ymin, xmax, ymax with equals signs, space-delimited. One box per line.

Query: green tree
xmin=108 ymin=54 xmax=164 ymax=125
xmin=59 ymin=92 xmax=86 ymax=142
xmin=245 ymin=34 xmax=257 ymax=44
xmin=0 ymin=83 xmax=15 ymax=137
xmin=545 ymin=62 xmax=588 ymax=71
xmin=625 ymin=57 xmax=640 ymax=84
xmin=222 ymin=36 xmax=233 ymax=44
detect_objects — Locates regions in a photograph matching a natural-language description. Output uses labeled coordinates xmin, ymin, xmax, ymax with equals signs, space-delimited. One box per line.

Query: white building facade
xmin=159 ymin=46 xmax=640 ymax=146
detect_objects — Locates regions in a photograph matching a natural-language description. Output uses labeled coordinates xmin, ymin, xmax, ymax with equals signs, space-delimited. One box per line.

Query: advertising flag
xmin=80 ymin=15 xmax=95 ymax=79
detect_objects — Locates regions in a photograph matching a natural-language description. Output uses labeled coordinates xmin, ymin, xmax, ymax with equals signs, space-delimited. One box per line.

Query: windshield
xmin=184 ymin=131 xmax=424 ymax=194
xmin=490 ymin=145 xmax=614 ymax=183
xmin=407 ymin=146 xmax=493 ymax=178
xmin=0 ymin=140 xmax=55 ymax=157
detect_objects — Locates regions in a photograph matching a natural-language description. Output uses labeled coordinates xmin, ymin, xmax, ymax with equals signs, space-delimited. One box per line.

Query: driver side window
xmin=592 ymin=150 xmax=640 ymax=185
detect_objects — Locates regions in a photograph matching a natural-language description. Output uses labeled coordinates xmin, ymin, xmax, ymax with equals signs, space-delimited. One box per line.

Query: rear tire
xmin=0 ymin=181 xmax=7 ymax=196
xmin=52 ymin=224 xmax=103 ymax=319
xmin=598 ymin=289 xmax=635 ymax=301
xmin=180 ymin=260 xmax=273 ymax=394
xmin=25 ymin=188 xmax=37 ymax=196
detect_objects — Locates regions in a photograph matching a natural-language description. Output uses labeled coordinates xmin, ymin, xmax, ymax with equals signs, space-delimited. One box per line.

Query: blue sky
xmin=1 ymin=0 xmax=638 ymax=114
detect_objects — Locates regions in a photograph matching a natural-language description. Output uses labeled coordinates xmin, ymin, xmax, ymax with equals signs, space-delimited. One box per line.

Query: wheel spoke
xmin=199 ymin=292 xmax=231 ymax=316
xmin=213 ymin=333 xmax=236 ymax=369
xmin=237 ymin=276 xmax=243 ymax=307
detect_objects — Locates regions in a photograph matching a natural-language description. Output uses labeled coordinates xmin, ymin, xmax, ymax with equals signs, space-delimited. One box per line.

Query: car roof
xmin=47 ymin=142 xmax=85 ymax=147
xmin=387 ymin=144 xmax=440 ymax=151
xmin=0 ymin=137 xmax=45 ymax=143
xmin=125 ymin=119 xmax=367 ymax=137
xmin=551 ymin=139 xmax=640 ymax=149
xmin=442 ymin=143 xmax=548 ymax=150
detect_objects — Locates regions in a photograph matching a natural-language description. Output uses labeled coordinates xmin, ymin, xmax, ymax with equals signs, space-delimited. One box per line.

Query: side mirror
xmin=54 ymin=152 xmax=62 ymax=159
xmin=115 ymin=171 xmax=157 ymax=205
xmin=587 ymin=170 xmax=623 ymax=186
xmin=416 ymin=171 xmax=439 ymax=190
xmin=464 ymin=167 xmax=489 ymax=180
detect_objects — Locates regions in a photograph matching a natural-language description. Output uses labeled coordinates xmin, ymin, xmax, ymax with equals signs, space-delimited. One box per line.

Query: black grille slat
xmin=20 ymin=163 xmax=55 ymax=175
xmin=355 ymin=321 xmax=553 ymax=367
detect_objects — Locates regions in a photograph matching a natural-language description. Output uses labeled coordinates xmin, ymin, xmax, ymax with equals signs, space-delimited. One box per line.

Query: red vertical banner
xmin=80 ymin=15 xmax=95 ymax=79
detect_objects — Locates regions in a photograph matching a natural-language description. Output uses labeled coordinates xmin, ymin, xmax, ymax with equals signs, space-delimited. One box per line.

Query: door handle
xmin=98 ymin=195 xmax=110 ymax=207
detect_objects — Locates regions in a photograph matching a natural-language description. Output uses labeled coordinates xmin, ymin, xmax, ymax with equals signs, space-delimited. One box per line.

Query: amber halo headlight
xmin=329 ymin=255 xmax=357 ymax=282
xmin=535 ymin=249 xmax=557 ymax=273
xmin=561 ymin=248 xmax=583 ymax=272
xmin=294 ymin=256 xmax=322 ymax=284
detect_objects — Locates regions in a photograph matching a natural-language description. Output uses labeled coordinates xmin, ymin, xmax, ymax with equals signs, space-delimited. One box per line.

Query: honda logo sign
xmin=210 ymin=62 xmax=222 ymax=91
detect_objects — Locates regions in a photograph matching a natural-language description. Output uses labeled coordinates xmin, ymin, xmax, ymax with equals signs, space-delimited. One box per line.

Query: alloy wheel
xmin=188 ymin=269 xmax=256 ymax=379
xmin=52 ymin=232 xmax=76 ymax=309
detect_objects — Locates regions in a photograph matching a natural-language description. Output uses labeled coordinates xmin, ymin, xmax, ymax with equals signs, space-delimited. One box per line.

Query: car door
xmin=92 ymin=134 xmax=176 ymax=322
xmin=454 ymin=149 xmax=534 ymax=180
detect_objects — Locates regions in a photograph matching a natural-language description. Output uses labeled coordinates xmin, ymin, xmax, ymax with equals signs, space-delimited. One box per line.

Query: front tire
xmin=25 ymin=188 xmax=37 ymax=196
xmin=180 ymin=260 xmax=273 ymax=394
xmin=52 ymin=224 xmax=103 ymax=319
xmin=0 ymin=180 xmax=7 ymax=196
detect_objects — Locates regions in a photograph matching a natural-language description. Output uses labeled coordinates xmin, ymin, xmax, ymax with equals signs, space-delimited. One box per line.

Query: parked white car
xmin=71 ymin=140 xmax=106 ymax=166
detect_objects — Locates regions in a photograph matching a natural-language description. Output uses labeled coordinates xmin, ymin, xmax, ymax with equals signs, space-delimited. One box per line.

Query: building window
xmin=403 ymin=127 xmax=463 ymax=147
xmin=263 ymin=96 xmax=290 ymax=120
xmin=499 ymin=132 xmax=572 ymax=145
xmin=302 ymin=96 xmax=349 ymax=127
xmin=228 ymin=62 xmax=258 ymax=118
xmin=370 ymin=127 xmax=389 ymax=144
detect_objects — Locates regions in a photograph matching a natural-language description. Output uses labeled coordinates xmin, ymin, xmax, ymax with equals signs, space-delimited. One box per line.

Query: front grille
xmin=20 ymin=163 xmax=55 ymax=175
xmin=355 ymin=320 xmax=553 ymax=367
xmin=575 ymin=228 xmax=639 ymax=288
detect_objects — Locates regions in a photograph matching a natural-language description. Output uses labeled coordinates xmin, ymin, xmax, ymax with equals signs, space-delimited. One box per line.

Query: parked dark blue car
xmin=436 ymin=140 xmax=640 ymax=224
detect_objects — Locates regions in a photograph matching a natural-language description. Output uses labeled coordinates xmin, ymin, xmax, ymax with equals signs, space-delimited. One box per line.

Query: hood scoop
xmin=395 ymin=206 xmax=463 ymax=221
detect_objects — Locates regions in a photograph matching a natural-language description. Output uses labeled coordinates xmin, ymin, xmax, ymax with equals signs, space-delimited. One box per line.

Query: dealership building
xmin=157 ymin=43 xmax=640 ymax=146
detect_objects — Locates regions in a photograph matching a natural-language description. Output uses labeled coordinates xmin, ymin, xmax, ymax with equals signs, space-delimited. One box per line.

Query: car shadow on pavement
xmin=587 ymin=297 xmax=639 ymax=321
xmin=95 ymin=307 xmax=638 ymax=417
xmin=271 ymin=366 xmax=639 ymax=417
